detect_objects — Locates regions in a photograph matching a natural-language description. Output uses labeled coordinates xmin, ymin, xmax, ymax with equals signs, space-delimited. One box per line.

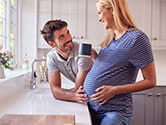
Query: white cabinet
xmin=127 ymin=0 xmax=166 ymax=50
xmin=127 ymin=0 xmax=152 ymax=39
xmin=53 ymin=0 xmax=87 ymax=39
xmin=37 ymin=0 xmax=52 ymax=48
xmin=37 ymin=0 xmax=166 ymax=49
xmin=86 ymin=0 xmax=105 ymax=48
xmin=37 ymin=0 xmax=87 ymax=48
xmin=37 ymin=0 xmax=105 ymax=49
xmin=151 ymin=0 xmax=166 ymax=49
xmin=131 ymin=87 xmax=166 ymax=125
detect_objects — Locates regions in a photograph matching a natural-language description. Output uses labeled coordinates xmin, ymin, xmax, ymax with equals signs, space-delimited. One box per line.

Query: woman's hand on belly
xmin=91 ymin=85 xmax=118 ymax=105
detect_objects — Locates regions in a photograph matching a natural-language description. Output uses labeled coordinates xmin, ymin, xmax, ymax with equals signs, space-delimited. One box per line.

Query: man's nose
xmin=66 ymin=34 xmax=72 ymax=41
xmin=65 ymin=35 xmax=72 ymax=44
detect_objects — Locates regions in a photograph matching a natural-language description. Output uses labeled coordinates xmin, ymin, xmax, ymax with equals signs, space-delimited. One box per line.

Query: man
xmin=40 ymin=20 xmax=94 ymax=103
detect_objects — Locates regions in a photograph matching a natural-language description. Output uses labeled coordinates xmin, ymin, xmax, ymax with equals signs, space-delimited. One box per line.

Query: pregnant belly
xmin=83 ymin=71 xmax=100 ymax=97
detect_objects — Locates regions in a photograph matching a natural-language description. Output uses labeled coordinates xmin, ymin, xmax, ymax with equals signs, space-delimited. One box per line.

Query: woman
xmin=84 ymin=0 xmax=156 ymax=125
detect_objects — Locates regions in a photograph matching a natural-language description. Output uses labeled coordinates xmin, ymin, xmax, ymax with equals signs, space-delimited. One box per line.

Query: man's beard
xmin=60 ymin=48 xmax=72 ymax=53
xmin=60 ymin=40 xmax=73 ymax=53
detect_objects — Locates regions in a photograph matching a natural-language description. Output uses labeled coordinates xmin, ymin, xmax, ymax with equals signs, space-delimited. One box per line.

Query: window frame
xmin=0 ymin=0 xmax=7 ymax=47
xmin=0 ymin=0 xmax=18 ymax=68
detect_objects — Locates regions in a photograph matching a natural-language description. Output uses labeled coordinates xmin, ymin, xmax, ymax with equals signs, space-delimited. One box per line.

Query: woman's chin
xmin=105 ymin=25 xmax=112 ymax=30
xmin=104 ymin=24 xmax=110 ymax=29
xmin=105 ymin=26 xmax=110 ymax=30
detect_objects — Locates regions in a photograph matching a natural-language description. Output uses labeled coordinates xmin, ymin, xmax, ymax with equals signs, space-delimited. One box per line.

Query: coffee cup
xmin=79 ymin=43 xmax=92 ymax=57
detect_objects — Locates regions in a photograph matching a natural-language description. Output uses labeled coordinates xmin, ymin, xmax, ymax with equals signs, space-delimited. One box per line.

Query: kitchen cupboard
xmin=127 ymin=0 xmax=166 ymax=50
xmin=37 ymin=0 xmax=105 ymax=49
xmin=37 ymin=0 xmax=166 ymax=49
xmin=151 ymin=0 xmax=166 ymax=50
xmin=37 ymin=0 xmax=87 ymax=48
xmin=86 ymin=0 xmax=105 ymax=47
xmin=37 ymin=0 xmax=52 ymax=48
xmin=53 ymin=0 xmax=87 ymax=40
xmin=131 ymin=86 xmax=166 ymax=125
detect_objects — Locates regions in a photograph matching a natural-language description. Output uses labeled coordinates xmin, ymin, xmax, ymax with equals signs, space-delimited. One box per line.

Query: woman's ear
xmin=48 ymin=41 xmax=57 ymax=48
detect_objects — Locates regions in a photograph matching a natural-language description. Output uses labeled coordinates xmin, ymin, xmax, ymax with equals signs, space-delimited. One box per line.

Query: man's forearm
xmin=51 ymin=87 xmax=76 ymax=101
xmin=72 ymin=70 xmax=90 ymax=92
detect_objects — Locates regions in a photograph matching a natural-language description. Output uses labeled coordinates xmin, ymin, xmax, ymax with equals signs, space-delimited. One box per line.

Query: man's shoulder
xmin=47 ymin=49 xmax=57 ymax=59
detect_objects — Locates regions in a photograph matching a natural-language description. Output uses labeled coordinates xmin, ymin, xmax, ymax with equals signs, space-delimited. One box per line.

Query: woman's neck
xmin=113 ymin=26 xmax=128 ymax=40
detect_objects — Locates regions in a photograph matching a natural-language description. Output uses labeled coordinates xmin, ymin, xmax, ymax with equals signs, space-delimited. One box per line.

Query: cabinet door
xmin=154 ymin=87 xmax=166 ymax=125
xmin=53 ymin=0 xmax=71 ymax=28
xmin=37 ymin=0 xmax=52 ymax=48
xmin=131 ymin=88 xmax=155 ymax=125
xmin=77 ymin=0 xmax=86 ymax=39
xmin=86 ymin=0 xmax=105 ymax=50
xmin=127 ymin=0 xmax=152 ymax=38
xmin=151 ymin=0 xmax=166 ymax=49
xmin=53 ymin=0 xmax=86 ymax=40
xmin=145 ymin=88 xmax=155 ymax=125
xmin=131 ymin=91 xmax=146 ymax=125
xmin=164 ymin=91 xmax=166 ymax=125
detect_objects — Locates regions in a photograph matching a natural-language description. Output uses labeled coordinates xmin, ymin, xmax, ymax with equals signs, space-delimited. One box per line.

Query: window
xmin=0 ymin=0 xmax=17 ymax=65
xmin=9 ymin=0 xmax=17 ymax=56
xmin=0 ymin=0 xmax=6 ymax=46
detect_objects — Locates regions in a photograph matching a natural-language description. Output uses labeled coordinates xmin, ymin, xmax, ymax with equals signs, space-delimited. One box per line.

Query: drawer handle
xmin=148 ymin=93 xmax=153 ymax=96
xmin=156 ymin=93 xmax=161 ymax=96
xmin=152 ymin=37 xmax=157 ymax=40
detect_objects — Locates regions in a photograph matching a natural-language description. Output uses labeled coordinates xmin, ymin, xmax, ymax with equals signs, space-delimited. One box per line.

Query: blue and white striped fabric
xmin=84 ymin=28 xmax=154 ymax=117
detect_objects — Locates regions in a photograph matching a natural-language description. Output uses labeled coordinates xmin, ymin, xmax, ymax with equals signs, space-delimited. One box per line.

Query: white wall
xmin=20 ymin=0 xmax=37 ymax=66
xmin=137 ymin=50 xmax=166 ymax=85
xmin=153 ymin=50 xmax=166 ymax=85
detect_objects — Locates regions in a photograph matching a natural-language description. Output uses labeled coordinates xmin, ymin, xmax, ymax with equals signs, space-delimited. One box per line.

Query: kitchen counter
xmin=0 ymin=72 xmax=91 ymax=125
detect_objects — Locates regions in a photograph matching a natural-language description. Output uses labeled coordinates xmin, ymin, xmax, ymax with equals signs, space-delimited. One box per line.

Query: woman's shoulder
xmin=120 ymin=28 xmax=150 ymax=48
xmin=127 ymin=28 xmax=148 ymax=39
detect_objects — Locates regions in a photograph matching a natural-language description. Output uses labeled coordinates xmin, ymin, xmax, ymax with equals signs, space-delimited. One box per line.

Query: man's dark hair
xmin=40 ymin=20 xmax=67 ymax=43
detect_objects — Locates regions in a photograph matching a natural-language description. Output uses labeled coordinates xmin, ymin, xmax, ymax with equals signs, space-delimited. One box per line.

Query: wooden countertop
xmin=0 ymin=114 xmax=75 ymax=125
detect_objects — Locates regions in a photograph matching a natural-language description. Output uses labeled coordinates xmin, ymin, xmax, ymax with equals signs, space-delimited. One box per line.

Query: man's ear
xmin=48 ymin=41 xmax=57 ymax=48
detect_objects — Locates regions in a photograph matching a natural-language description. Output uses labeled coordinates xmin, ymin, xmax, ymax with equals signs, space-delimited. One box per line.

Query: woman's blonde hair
xmin=96 ymin=0 xmax=137 ymax=47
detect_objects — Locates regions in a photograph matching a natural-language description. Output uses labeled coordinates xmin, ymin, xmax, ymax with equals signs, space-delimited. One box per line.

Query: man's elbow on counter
xmin=53 ymin=94 xmax=59 ymax=99
xmin=51 ymin=88 xmax=61 ymax=100
xmin=52 ymin=92 xmax=62 ymax=100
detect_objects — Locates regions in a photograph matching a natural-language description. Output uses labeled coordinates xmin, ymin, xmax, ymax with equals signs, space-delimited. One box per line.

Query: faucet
xmin=29 ymin=58 xmax=46 ymax=89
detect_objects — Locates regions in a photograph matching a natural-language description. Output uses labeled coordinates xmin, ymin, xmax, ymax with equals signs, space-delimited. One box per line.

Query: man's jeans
xmin=88 ymin=103 xmax=131 ymax=125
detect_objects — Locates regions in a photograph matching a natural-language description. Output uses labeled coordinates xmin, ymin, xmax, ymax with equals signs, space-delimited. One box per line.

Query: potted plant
xmin=0 ymin=45 xmax=13 ymax=78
